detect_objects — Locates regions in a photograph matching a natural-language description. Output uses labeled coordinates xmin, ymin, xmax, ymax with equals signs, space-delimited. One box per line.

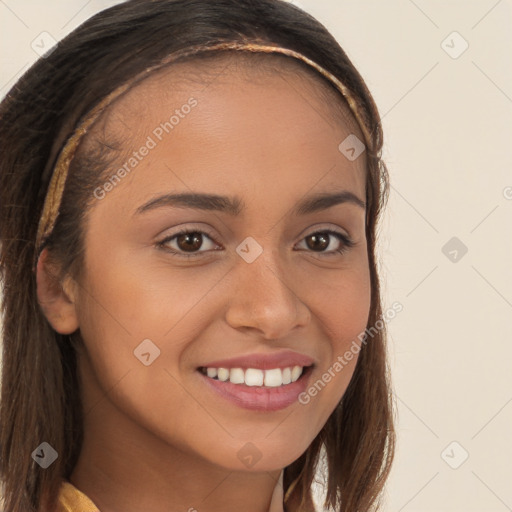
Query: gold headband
xmin=34 ymin=41 xmax=371 ymax=261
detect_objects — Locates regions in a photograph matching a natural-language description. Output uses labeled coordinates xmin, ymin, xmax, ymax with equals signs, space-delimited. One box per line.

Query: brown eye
xmin=305 ymin=233 xmax=330 ymax=251
xmin=297 ymin=230 xmax=354 ymax=255
xmin=175 ymin=232 xmax=204 ymax=252
xmin=157 ymin=229 xmax=220 ymax=257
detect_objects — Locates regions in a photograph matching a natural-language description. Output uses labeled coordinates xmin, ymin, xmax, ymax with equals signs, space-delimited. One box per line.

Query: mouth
xmin=196 ymin=364 xmax=314 ymax=411
xmin=198 ymin=364 xmax=312 ymax=387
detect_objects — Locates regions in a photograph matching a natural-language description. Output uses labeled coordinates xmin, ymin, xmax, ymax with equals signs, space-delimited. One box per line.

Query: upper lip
xmin=198 ymin=350 xmax=315 ymax=370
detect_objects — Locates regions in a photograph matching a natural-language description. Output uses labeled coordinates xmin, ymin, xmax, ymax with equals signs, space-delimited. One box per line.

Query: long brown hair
xmin=0 ymin=1 xmax=394 ymax=510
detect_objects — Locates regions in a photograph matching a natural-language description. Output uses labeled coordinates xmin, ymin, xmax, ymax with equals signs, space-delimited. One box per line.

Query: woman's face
xmin=71 ymin=57 xmax=371 ymax=472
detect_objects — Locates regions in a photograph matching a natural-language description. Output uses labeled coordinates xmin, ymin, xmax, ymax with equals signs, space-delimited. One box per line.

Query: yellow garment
xmin=55 ymin=481 xmax=99 ymax=512
xmin=56 ymin=470 xmax=284 ymax=512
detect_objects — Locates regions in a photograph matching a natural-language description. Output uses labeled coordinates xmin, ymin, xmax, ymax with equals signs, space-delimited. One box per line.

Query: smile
xmin=197 ymin=364 xmax=314 ymax=412
xmin=199 ymin=365 xmax=305 ymax=387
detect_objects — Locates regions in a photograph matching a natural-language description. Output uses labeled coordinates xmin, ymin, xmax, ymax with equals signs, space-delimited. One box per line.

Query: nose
xmin=224 ymin=246 xmax=311 ymax=340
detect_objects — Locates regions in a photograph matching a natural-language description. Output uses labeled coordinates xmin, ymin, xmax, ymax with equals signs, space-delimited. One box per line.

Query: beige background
xmin=1 ymin=1 xmax=511 ymax=511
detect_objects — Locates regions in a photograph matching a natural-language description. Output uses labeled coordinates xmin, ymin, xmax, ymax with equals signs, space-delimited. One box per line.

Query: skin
xmin=37 ymin=56 xmax=371 ymax=512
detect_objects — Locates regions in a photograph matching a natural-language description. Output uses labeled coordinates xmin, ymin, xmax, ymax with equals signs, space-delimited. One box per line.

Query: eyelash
xmin=156 ymin=228 xmax=355 ymax=259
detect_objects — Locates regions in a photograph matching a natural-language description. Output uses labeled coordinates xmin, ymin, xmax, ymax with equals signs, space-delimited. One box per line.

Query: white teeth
xmin=202 ymin=366 xmax=305 ymax=387
xmin=291 ymin=365 xmax=302 ymax=382
xmin=229 ymin=368 xmax=245 ymax=384
xmin=245 ymin=368 xmax=264 ymax=387
xmin=264 ymin=368 xmax=283 ymax=387
xmin=217 ymin=368 xmax=229 ymax=382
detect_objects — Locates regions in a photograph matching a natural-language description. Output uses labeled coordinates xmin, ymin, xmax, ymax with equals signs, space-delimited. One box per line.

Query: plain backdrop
xmin=1 ymin=1 xmax=511 ymax=511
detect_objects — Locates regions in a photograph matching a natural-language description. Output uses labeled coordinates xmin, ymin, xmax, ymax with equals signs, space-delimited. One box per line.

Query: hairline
xmin=78 ymin=51 xmax=365 ymax=177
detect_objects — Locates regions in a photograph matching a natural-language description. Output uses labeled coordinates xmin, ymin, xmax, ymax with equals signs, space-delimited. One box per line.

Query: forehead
xmin=92 ymin=51 xmax=365 ymax=148
xmin=77 ymin=51 xmax=367 ymax=205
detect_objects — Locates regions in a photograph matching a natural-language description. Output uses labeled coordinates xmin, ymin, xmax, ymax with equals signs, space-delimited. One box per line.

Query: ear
xmin=36 ymin=247 xmax=79 ymax=334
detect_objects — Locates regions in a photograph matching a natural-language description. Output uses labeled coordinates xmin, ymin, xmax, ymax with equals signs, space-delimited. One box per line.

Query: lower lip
xmin=198 ymin=367 xmax=313 ymax=412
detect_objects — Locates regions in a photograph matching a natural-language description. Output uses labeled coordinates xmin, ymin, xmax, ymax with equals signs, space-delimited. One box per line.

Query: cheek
xmin=297 ymin=263 xmax=371 ymax=421
xmin=77 ymin=248 xmax=227 ymax=341
xmin=74 ymin=263 xmax=215 ymax=451
xmin=320 ymin=267 xmax=371 ymax=351
xmin=73 ymin=253 xmax=236 ymax=426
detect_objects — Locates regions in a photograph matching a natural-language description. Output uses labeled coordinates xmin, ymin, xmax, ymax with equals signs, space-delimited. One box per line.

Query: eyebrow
xmin=134 ymin=190 xmax=366 ymax=217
